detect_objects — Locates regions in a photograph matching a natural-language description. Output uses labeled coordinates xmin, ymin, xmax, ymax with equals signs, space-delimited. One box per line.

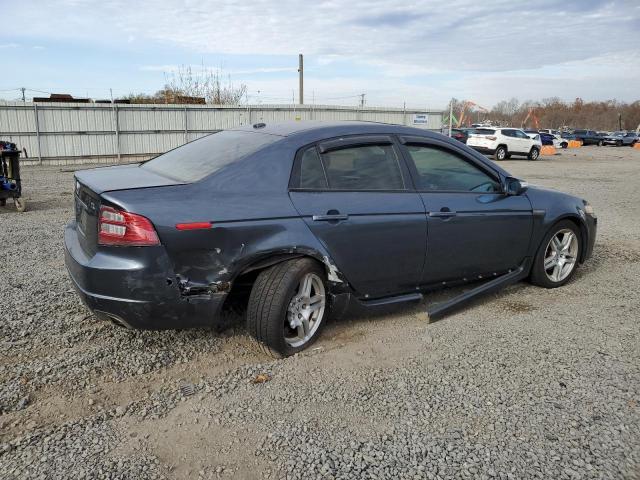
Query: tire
xmin=561 ymin=142 xmax=568 ymax=149
xmin=528 ymin=147 xmax=540 ymax=161
xmin=530 ymin=220 xmax=581 ymax=289
xmin=14 ymin=198 xmax=26 ymax=212
xmin=246 ymin=258 xmax=327 ymax=357
xmin=598 ymin=140 xmax=603 ymax=146
xmin=494 ymin=146 xmax=507 ymax=161
xmin=616 ymin=140 xmax=622 ymax=147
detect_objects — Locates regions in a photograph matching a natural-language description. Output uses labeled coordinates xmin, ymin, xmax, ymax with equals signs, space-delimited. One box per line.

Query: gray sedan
xmin=603 ymin=131 xmax=639 ymax=146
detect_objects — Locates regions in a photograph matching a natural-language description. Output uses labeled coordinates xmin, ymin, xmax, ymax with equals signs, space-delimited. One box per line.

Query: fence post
xmin=33 ymin=103 xmax=42 ymax=165
xmin=113 ymin=104 xmax=121 ymax=162
xmin=184 ymin=106 xmax=188 ymax=143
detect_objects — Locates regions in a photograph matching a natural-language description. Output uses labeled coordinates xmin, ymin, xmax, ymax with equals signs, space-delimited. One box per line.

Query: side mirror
xmin=505 ymin=177 xmax=528 ymax=196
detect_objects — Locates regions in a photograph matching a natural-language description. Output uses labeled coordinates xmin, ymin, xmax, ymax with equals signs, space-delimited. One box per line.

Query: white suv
xmin=467 ymin=128 xmax=542 ymax=160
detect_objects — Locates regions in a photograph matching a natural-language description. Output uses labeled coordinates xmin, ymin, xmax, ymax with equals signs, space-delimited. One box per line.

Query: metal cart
xmin=0 ymin=149 xmax=25 ymax=212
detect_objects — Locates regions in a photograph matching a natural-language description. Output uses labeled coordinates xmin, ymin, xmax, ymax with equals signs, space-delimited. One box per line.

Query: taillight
xmin=98 ymin=206 xmax=160 ymax=246
xmin=486 ymin=136 xmax=497 ymax=141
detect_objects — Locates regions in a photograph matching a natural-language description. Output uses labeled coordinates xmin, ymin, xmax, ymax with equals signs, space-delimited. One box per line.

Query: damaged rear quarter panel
xmin=102 ymin=140 xmax=345 ymax=291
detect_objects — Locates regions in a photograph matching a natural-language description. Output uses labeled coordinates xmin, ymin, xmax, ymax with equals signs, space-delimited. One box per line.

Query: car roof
xmin=230 ymin=120 xmax=441 ymax=138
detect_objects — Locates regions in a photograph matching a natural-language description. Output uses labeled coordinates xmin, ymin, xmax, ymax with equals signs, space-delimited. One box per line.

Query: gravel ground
xmin=1 ymin=146 xmax=639 ymax=479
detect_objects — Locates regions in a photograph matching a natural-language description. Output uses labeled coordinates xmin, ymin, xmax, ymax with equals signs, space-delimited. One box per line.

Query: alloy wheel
xmin=543 ymin=229 xmax=579 ymax=282
xmin=285 ymin=272 xmax=326 ymax=348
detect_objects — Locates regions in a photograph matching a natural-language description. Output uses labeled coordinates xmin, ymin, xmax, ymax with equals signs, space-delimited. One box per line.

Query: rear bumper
xmin=64 ymin=221 xmax=226 ymax=329
xmin=468 ymin=146 xmax=496 ymax=155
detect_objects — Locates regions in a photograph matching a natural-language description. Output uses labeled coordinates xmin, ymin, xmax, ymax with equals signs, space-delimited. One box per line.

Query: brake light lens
xmin=98 ymin=206 xmax=160 ymax=246
xmin=486 ymin=135 xmax=497 ymax=141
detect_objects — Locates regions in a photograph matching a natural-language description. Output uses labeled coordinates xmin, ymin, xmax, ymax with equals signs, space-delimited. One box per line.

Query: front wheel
xmin=616 ymin=140 xmax=622 ymax=147
xmin=528 ymin=147 xmax=540 ymax=161
xmin=598 ymin=140 xmax=604 ymax=146
xmin=246 ymin=258 xmax=327 ymax=357
xmin=530 ymin=221 xmax=581 ymax=288
xmin=561 ymin=142 xmax=568 ymax=149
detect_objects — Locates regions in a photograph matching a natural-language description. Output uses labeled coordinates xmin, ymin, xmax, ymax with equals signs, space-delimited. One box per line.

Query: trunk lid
xmin=73 ymin=164 xmax=182 ymax=255
xmin=74 ymin=163 xmax=184 ymax=195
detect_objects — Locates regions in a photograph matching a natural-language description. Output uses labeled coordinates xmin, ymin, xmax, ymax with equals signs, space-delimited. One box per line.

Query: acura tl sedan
xmin=65 ymin=121 xmax=597 ymax=356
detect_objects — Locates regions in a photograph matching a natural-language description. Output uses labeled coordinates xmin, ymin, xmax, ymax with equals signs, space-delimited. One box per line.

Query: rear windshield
xmin=141 ymin=130 xmax=280 ymax=182
xmin=475 ymin=129 xmax=495 ymax=135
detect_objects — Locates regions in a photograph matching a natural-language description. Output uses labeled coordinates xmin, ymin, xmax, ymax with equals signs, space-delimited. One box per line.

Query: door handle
xmin=428 ymin=210 xmax=457 ymax=218
xmin=312 ymin=214 xmax=349 ymax=221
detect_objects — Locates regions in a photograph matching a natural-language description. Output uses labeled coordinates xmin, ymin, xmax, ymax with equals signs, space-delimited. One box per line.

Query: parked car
xmin=539 ymin=129 xmax=561 ymax=136
xmin=467 ymin=127 xmax=542 ymax=160
xmin=525 ymin=131 xmax=567 ymax=149
xmin=602 ymin=131 xmax=638 ymax=146
xmin=441 ymin=128 xmax=469 ymax=144
xmin=572 ymin=130 xmax=605 ymax=146
xmin=64 ymin=121 xmax=597 ymax=356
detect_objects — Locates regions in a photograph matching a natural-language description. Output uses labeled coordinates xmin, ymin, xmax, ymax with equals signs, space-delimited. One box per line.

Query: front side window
xmin=320 ymin=144 xmax=405 ymax=190
xmin=405 ymin=145 xmax=501 ymax=193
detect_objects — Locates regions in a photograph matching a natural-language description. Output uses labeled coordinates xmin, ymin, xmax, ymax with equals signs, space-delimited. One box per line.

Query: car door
xmin=514 ymin=129 xmax=534 ymax=152
xmin=288 ymin=136 xmax=427 ymax=298
xmin=398 ymin=136 xmax=533 ymax=285
xmin=501 ymin=129 xmax=521 ymax=153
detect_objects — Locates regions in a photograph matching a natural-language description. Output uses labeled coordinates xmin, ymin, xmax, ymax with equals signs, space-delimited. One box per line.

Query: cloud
xmin=1 ymin=0 xmax=639 ymax=106
xmin=0 ymin=43 xmax=20 ymax=49
xmin=140 ymin=64 xmax=297 ymax=75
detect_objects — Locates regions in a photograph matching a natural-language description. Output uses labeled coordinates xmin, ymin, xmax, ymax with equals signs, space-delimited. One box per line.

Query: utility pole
xmin=448 ymin=99 xmax=453 ymax=137
xmin=21 ymin=87 xmax=26 ymax=102
xmin=298 ymin=54 xmax=304 ymax=105
xmin=359 ymin=93 xmax=366 ymax=108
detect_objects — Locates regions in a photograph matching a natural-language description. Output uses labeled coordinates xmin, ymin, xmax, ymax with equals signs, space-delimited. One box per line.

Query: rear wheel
xmin=246 ymin=258 xmax=327 ymax=357
xmin=530 ymin=221 xmax=580 ymax=288
xmin=561 ymin=142 xmax=568 ymax=149
xmin=616 ymin=140 xmax=622 ymax=147
xmin=494 ymin=146 xmax=507 ymax=161
xmin=14 ymin=197 xmax=26 ymax=212
xmin=528 ymin=147 xmax=540 ymax=161
xmin=598 ymin=140 xmax=604 ymax=146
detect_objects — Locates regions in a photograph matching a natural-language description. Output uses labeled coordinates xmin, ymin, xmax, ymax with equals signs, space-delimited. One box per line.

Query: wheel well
xmin=220 ymin=254 xmax=326 ymax=318
xmin=542 ymin=216 xmax=588 ymax=263
xmin=497 ymin=144 xmax=508 ymax=151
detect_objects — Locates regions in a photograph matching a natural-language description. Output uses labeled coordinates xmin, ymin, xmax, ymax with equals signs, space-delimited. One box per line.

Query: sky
xmin=1 ymin=0 xmax=639 ymax=109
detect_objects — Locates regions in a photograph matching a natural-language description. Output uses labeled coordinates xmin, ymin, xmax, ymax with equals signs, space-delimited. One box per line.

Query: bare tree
xmin=163 ymin=65 xmax=247 ymax=105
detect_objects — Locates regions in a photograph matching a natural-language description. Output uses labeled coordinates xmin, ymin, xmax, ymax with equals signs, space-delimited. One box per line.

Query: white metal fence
xmin=0 ymin=102 xmax=444 ymax=165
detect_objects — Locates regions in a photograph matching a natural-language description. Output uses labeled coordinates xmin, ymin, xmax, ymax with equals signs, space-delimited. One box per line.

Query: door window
xmin=298 ymin=147 xmax=328 ymax=189
xmin=405 ymin=145 xmax=501 ymax=193
xmin=295 ymin=143 xmax=405 ymax=191
xmin=515 ymin=130 xmax=530 ymax=139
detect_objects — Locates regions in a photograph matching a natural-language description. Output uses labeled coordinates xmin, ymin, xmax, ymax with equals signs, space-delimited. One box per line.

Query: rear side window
xmin=141 ymin=130 xmax=279 ymax=182
xmin=405 ymin=145 xmax=501 ymax=193
xmin=299 ymin=147 xmax=328 ymax=189
xmin=321 ymin=144 xmax=404 ymax=190
xmin=295 ymin=144 xmax=405 ymax=191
